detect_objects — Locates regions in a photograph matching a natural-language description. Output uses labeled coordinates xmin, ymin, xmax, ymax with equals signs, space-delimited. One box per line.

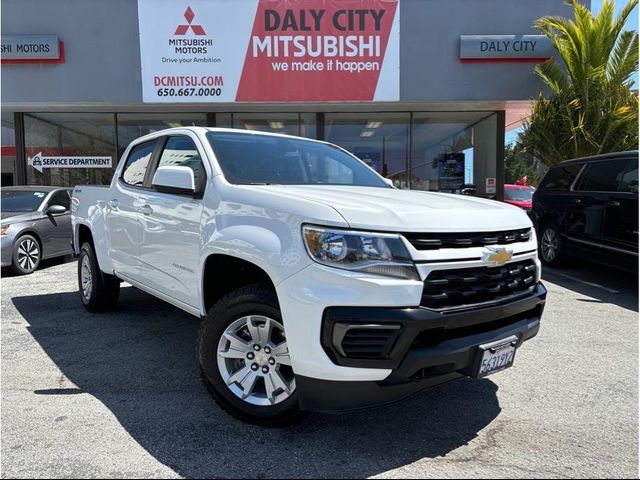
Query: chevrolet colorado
xmin=71 ymin=127 xmax=546 ymax=425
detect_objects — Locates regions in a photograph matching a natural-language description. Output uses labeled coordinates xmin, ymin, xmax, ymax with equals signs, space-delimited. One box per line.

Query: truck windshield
xmin=207 ymin=131 xmax=388 ymax=187
xmin=1 ymin=190 xmax=48 ymax=212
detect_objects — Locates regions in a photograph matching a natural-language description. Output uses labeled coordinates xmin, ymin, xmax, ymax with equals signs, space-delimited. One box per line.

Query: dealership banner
xmin=137 ymin=0 xmax=400 ymax=102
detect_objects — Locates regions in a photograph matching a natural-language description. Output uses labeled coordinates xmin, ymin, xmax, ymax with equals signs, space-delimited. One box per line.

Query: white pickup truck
xmin=71 ymin=127 xmax=546 ymax=425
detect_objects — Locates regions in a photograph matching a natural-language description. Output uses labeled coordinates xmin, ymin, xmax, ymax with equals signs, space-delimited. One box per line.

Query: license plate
xmin=476 ymin=336 xmax=519 ymax=378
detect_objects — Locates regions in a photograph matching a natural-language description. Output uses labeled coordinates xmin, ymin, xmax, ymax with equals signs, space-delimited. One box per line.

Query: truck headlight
xmin=302 ymin=225 xmax=419 ymax=280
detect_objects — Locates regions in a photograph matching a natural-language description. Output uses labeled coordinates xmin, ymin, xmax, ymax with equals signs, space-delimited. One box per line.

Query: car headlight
xmin=0 ymin=225 xmax=9 ymax=237
xmin=302 ymin=225 xmax=419 ymax=280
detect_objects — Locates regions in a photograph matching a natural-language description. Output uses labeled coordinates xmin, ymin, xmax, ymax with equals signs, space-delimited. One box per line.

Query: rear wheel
xmin=198 ymin=284 xmax=303 ymax=426
xmin=539 ymin=223 xmax=565 ymax=266
xmin=11 ymin=235 xmax=41 ymax=275
xmin=78 ymin=242 xmax=120 ymax=312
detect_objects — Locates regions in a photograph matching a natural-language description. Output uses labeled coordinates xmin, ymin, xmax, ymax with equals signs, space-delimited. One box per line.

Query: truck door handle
xmin=139 ymin=205 xmax=153 ymax=215
xmin=607 ymin=200 xmax=621 ymax=207
xmin=108 ymin=199 xmax=119 ymax=209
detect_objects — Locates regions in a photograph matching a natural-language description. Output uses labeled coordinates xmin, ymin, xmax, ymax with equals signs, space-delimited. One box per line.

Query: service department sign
xmin=138 ymin=0 xmax=400 ymax=102
xmin=460 ymin=35 xmax=553 ymax=62
xmin=30 ymin=153 xmax=112 ymax=173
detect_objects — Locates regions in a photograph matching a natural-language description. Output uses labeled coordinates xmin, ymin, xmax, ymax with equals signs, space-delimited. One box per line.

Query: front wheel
xmin=539 ymin=223 xmax=565 ymax=266
xmin=11 ymin=234 xmax=41 ymax=275
xmin=78 ymin=242 xmax=120 ymax=312
xmin=197 ymin=284 xmax=303 ymax=426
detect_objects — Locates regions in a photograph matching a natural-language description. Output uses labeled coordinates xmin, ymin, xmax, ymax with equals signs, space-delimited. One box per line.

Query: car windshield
xmin=1 ymin=190 xmax=48 ymax=212
xmin=207 ymin=131 xmax=388 ymax=188
xmin=504 ymin=188 xmax=534 ymax=201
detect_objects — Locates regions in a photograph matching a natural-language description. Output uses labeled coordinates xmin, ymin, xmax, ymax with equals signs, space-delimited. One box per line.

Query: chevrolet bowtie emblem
xmin=482 ymin=247 xmax=513 ymax=267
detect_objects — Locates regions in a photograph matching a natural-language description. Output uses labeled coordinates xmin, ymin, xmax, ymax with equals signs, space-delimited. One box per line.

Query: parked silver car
xmin=1 ymin=186 xmax=74 ymax=275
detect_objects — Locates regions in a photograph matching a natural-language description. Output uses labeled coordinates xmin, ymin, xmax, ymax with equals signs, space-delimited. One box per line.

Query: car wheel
xmin=539 ymin=223 xmax=565 ymax=266
xmin=198 ymin=283 xmax=304 ymax=426
xmin=11 ymin=234 xmax=41 ymax=275
xmin=78 ymin=242 xmax=120 ymax=312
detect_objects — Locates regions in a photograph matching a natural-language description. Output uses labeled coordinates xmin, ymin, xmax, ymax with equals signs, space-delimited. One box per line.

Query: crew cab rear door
xmin=569 ymin=158 xmax=630 ymax=251
xmin=603 ymin=156 xmax=639 ymax=256
xmin=106 ymin=139 xmax=159 ymax=280
xmin=134 ymin=134 xmax=208 ymax=311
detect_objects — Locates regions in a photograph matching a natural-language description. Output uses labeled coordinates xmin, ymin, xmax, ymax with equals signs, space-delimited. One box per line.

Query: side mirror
xmin=152 ymin=166 xmax=195 ymax=195
xmin=46 ymin=205 xmax=67 ymax=214
xmin=383 ymin=178 xmax=395 ymax=188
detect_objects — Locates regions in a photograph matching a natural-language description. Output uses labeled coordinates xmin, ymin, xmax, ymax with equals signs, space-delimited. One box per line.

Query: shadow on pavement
xmin=2 ymin=255 xmax=75 ymax=278
xmin=542 ymin=260 xmax=638 ymax=312
xmin=13 ymin=287 xmax=501 ymax=478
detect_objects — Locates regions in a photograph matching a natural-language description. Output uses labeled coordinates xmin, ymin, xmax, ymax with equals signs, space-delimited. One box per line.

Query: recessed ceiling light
xmin=268 ymin=121 xmax=285 ymax=129
xmin=166 ymin=122 xmax=183 ymax=128
xmin=360 ymin=130 xmax=375 ymax=137
xmin=366 ymin=121 xmax=383 ymax=129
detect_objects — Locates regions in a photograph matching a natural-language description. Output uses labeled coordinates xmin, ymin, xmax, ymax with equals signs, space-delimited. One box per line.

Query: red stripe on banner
xmin=0 ymin=147 xmax=16 ymax=157
xmin=236 ymin=0 xmax=398 ymax=102
xmin=1 ymin=41 xmax=65 ymax=64
xmin=460 ymin=57 xmax=550 ymax=64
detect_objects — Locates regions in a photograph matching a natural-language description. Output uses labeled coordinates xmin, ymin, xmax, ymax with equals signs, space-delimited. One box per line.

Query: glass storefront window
xmin=17 ymin=110 xmax=500 ymax=194
xmin=325 ymin=113 xmax=409 ymax=189
xmin=217 ymin=113 xmax=317 ymax=139
xmin=1 ymin=116 xmax=16 ymax=186
xmin=410 ymin=112 xmax=497 ymax=196
xmin=24 ymin=113 xmax=116 ymax=187
xmin=116 ymin=113 xmax=207 ymax=156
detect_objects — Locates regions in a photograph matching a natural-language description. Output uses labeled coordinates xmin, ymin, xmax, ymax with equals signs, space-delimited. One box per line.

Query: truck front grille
xmin=404 ymin=228 xmax=531 ymax=250
xmin=421 ymin=260 xmax=537 ymax=309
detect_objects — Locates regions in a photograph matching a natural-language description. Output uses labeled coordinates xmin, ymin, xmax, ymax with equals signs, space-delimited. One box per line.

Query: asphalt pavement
xmin=1 ymin=257 xmax=638 ymax=478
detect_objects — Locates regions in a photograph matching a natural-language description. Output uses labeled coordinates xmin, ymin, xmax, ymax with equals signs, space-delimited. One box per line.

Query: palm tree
xmin=519 ymin=0 xmax=638 ymax=166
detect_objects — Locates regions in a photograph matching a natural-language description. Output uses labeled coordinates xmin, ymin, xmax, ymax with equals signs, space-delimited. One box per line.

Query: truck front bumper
xmin=296 ymin=282 xmax=545 ymax=412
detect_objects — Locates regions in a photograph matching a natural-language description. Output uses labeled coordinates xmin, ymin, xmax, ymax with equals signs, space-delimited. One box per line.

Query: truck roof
xmin=556 ymin=151 xmax=638 ymax=167
xmin=128 ymin=126 xmax=329 ymax=146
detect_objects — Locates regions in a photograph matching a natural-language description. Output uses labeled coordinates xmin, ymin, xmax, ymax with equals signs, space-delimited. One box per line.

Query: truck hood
xmin=255 ymin=185 xmax=532 ymax=232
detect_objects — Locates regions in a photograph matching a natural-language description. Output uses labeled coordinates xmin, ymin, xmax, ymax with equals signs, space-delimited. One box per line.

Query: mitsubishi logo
xmin=482 ymin=247 xmax=513 ymax=267
xmin=174 ymin=6 xmax=206 ymax=36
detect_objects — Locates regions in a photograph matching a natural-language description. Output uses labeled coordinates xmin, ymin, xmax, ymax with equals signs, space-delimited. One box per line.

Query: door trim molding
xmin=114 ymin=271 xmax=202 ymax=317
xmin=566 ymin=235 xmax=638 ymax=256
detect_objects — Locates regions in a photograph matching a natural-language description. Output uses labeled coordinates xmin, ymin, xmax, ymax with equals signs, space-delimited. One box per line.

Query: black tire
xmin=538 ymin=223 xmax=565 ymax=266
xmin=198 ymin=283 xmax=304 ymax=426
xmin=11 ymin=234 xmax=41 ymax=275
xmin=78 ymin=242 xmax=120 ymax=312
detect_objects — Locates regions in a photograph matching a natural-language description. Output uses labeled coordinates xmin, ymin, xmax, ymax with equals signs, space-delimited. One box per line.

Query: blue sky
xmin=506 ymin=0 xmax=638 ymax=145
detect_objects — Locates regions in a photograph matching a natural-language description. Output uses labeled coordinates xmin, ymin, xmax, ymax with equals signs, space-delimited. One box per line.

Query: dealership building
xmin=1 ymin=0 xmax=584 ymax=199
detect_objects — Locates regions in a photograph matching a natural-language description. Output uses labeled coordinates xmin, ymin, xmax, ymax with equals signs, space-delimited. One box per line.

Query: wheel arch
xmin=201 ymin=253 xmax=278 ymax=315
xmin=74 ymin=222 xmax=112 ymax=274
xmin=14 ymin=229 xmax=44 ymax=257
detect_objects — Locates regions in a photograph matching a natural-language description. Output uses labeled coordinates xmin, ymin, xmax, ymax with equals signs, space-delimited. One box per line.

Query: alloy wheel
xmin=217 ymin=315 xmax=295 ymax=406
xmin=80 ymin=254 xmax=93 ymax=300
xmin=541 ymin=227 xmax=559 ymax=263
xmin=16 ymin=238 xmax=40 ymax=272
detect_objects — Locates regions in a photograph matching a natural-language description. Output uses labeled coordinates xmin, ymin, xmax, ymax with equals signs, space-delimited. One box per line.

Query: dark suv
xmin=532 ymin=151 xmax=638 ymax=270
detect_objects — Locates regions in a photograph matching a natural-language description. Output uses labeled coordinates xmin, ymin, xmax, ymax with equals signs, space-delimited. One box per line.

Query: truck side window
xmin=122 ymin=141 xmax=156 ymax=187
xmin=618 ymin=159 xmax=638 ymax=193
xmin=539 ymin=164 xmax=583 ymax=191
xmin=575 ymin=159 xmax=628 ymax=192
xmin=156 ymin=136 xmax=205 ymax=193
